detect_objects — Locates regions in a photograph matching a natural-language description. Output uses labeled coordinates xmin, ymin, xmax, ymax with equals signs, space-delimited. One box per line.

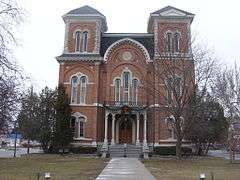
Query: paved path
xmin=208 ymin=150 xmax=240 ymax=160
xmin=96 ymin=158 xmax=156 ymax=180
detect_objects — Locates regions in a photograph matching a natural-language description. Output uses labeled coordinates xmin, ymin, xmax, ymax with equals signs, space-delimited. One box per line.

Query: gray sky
xmin=16 ymin=0 xmax=240 ymax=90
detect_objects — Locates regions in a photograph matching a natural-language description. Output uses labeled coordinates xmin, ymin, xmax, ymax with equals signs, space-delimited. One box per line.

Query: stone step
xmin=109 ymin=144 xmax=142 ymax=158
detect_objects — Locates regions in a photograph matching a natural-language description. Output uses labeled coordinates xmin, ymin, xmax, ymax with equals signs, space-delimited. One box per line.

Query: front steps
xmin=109 ymin=144 xmax=142 ymax=158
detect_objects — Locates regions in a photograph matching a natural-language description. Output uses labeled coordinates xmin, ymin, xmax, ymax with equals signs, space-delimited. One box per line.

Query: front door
xmin=119 ymin=119 xmax=132 ymax=144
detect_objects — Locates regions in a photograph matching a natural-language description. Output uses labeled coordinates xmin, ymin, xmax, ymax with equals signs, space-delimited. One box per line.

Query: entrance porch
xmin=101 ymin=102 xmax=149 ymax=158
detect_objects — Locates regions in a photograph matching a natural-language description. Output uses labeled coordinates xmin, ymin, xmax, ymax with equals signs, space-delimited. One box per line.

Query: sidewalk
xmin=96 ymin=158 xmax=156 ymax=180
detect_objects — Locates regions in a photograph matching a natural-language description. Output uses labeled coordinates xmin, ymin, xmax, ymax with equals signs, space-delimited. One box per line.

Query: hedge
xmin=154 ymin=146 xmax=192 ymax=156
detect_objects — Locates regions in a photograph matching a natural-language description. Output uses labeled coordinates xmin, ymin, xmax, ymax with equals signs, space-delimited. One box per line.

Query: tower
xmin=62 ymin=5 xmax=107 ymax=54
xmin=148 ymin=6 xmax=194 ymax=57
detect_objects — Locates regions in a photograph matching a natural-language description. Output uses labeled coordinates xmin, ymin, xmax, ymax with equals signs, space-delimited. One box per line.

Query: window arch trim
xmin=82 ymin=31 xmax=89 ymax=52
xmin=74 ymin=30 xmax=81 ymax=52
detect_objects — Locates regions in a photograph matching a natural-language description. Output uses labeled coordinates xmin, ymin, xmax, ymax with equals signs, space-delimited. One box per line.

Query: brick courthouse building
xmin=56 ymin=5 xmax=195 ymax=157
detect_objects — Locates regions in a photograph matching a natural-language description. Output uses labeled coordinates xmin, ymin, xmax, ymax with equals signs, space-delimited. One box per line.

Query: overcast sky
xmin=16 ymin=0 xmax=240 ymax=90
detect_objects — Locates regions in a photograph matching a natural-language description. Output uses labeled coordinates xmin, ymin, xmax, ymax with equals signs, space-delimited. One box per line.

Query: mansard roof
xmin=100 ymin=33 xmax=154 ymax=59
xmin=66 ymin=5 xmax=105 ymax=16
xmin=63 ymin=5 xmax=108 ymax=32
xmin=56 ymin=33 xmax=154 ymax=62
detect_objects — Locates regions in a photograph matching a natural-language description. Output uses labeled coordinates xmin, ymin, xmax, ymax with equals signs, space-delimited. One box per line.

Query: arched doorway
xmin=119 ymin=118 xmax=132 ymax=144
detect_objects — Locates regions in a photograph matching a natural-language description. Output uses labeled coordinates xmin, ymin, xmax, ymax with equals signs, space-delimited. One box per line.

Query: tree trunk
xmin=176 ymin=136 xmax=182 ymax=159
xmin=27 ymin=139 xmax=30 ymax=154
xmin=204 ymin=142 xmax=211 ymax=155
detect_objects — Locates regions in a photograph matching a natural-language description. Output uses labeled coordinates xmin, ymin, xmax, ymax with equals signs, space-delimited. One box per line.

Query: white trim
xmin=103 ymin=38 xmax=151 ymax=63
xmin=102 ymin=33 xmax=154 ymax=37
xmin=114 ymin=78 xmax=121 ymax=102
xmin=72 ymin=112 xmax=87 ymax=121
xmin=73 ymin=137 xmax=93 ymax=141
xmin=70 ymin=103 xmax=103 ymax=107
xmin=82 ymin=30 xmax=89 ymax=52
xmin=160 ymin=9 xmax=187 ymax=16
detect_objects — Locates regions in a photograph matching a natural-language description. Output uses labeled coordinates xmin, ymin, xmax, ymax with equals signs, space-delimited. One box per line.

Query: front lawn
xmin=143 ymin=157 xmax=240 ymax=180
xmin=0 ymin=154 xmax=108 ymax=180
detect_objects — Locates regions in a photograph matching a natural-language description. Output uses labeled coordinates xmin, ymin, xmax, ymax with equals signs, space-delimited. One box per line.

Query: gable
xmin=160 ymin=9 xmax=187 ymax=17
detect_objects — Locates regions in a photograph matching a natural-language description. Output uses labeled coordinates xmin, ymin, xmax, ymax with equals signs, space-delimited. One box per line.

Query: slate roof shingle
xmin=66 ymin=5 xmax=105 ymax=16
xmin=100 ymin=34 xmax=154 ymax=59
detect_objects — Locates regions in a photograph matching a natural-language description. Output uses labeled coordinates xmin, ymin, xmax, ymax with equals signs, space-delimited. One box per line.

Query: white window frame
xmin=122 ymin=71 xmax=131 ymax=102
xmin=75 ymin=31 xmax=81 ymax=52
xmin=132 ymin=78 xmax=139 ymax=104
xmin=82 ymin=31 xmax=88 ymax=52
xmin=174 ymin=32 xmax=180 ymax=53
xmin=79 ymin=76 xmax=87 ymax=104
xmin=71 ymin=76 xmax=78 ymax=104
xmin=114 ymin=78 xmax=121 ymax=102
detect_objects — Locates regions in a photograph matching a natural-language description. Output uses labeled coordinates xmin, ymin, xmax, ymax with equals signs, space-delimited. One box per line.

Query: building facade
xmin=56 ymin=5 xmax=195 ymax=152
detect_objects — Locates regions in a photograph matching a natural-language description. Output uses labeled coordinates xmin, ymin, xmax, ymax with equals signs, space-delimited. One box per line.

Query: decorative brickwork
xmin=56 ymin=5 xmax=195 ymax=147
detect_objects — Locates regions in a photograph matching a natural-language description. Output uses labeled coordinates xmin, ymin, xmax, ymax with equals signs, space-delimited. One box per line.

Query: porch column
xmin=77 ymin=119 xmax=80 ymax=138
xmin=136 ymin=112 xmax=140 ymax=145
xmin=101 ymin=111 xmax=109 ymax=158
xmin=111 ymin=114 xmax=115 ymax=145
xmin=104 ymin=112 xmax=108 ymax=143
xmin=142 ymin=110 xmax=149 ymax=159
xmin=143 ymin=112 xmax=147 ymax=144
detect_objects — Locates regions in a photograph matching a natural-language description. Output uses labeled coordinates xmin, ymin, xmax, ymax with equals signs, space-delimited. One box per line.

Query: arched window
xmin=75 ymin=31 xmax=81 ymax=52
xmin=70 ymin=116 xmax=76 ymax=137
xmin=114 ymin=79 xmax=121 ymax=102
xmin=174 ymin=33 xmax=180 ymax=52
xmin=123 ymin=72 xmax=130 ymax=102
xmin=166 ymin=76 xmax=182 ymax=103
xmin=80 ymin=76 xmax=87 ymax=104
xmin=166 ymin=32 xmax=172 ymax=53
xmin=79 ymin=117 xmax=85 ymax=137
xmin=71 ymin=76 xmax=78 ymax=104
xmin=132 ymin=79 xmax=139 ymax=104
xmin=166 ymin=77 xmax=173 ymax=104
xmin=82 ymin=31 xmax=88 ymax=52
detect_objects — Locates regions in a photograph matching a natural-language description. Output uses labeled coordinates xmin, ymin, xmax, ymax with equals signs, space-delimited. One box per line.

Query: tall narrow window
xmin=71 ymin=76 xmax=78 ymax=104
xmin=175 ymin=77 xmax=182 ymax=97
xmin=70 ymin=116 xmax=76 ymax=137
xmin=123 ymin=72 xmax=130 ymax=102
xmin=132 ymin=79 xmax=138 ymax=104
xmin=166 ymin=32 xmax=172 ymax=53
xmin=80 ymin=76 xmax=87 ymax=104
xmin=75 ymin=31 xmax=81 ymax=52
xmin=166 ymin=77 xmax=173 ymax=104
xmin=166 ymin=76 xmax=182 ymax=104
xmin=79 ymin=117 xmax=85 ymax=137
xmin=174 ymin=33 xmax=180 ymax=52
xmin=114 ymin=79 xmax=121 ymax=102
xmin=82 ymin=31 xmax=88 ymax=52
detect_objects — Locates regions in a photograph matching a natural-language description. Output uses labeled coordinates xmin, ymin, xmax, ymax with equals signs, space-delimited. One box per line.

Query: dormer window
xmin=75 ymin=31 xmax=81 ymax=52
xmin=82 ymin=31 xmax=88 ymax=52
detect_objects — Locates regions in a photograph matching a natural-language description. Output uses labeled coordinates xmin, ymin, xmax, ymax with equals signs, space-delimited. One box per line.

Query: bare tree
xmin=0 ymin=0 xmax=24 ymax=132
xmin=212 ymin=63 xmax=240 ymax=121
xmin=0 ymin=0 xmax=24 ymax=75
xmin=145 ymin=35 xmax=218 ymax=159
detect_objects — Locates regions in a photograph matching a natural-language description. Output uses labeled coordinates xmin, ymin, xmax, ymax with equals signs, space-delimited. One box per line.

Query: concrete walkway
xmin=96 ymin=158 xmax=156 ymax=180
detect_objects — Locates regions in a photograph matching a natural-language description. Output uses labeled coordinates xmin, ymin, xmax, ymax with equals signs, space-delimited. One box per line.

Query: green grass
xmin=0 ymin=154 xmax=108 ymax=180
xmin=143 ymin=157 xmax=240 ymax=180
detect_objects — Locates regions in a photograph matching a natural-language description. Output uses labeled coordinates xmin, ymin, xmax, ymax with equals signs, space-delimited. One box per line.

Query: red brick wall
xmin=68 ymin=22 xmax=97 ymax=53
xmin=157 ymin=22 xmax=189 ymax=53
